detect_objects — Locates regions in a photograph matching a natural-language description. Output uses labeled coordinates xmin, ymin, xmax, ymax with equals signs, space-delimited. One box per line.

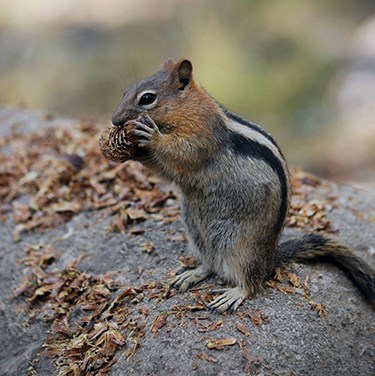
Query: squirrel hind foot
xmin=169 ymin=266 xmax=210 ymax=293
xmin=207 ymin=287 xmax=249 ymax=313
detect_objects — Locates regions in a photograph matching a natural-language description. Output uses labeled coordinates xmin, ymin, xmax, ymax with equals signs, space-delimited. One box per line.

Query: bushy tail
xmin=276 ymin=233 xmax=375 ymax=305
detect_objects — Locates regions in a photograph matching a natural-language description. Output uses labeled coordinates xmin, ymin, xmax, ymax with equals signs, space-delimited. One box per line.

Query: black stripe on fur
xmin=229 ymin=130 xmax=288 ymax=233
xmin=222 ymin=107 xmax=285 ymax=159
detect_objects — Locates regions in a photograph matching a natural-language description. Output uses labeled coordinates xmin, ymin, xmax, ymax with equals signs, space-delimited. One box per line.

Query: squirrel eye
xmin=138 ymin=92 xmax=157 ymax=106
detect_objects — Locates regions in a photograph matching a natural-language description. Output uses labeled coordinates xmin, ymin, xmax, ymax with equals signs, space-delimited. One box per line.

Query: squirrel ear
xmin=159 ymin=58 xmax=176 ymax=72
xmin=176 ymin=59 xmax=193 ymax=90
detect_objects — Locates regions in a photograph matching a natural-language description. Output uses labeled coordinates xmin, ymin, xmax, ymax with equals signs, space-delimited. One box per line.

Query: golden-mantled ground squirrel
xmin=111 ymin=58 xmax=375 ymax=313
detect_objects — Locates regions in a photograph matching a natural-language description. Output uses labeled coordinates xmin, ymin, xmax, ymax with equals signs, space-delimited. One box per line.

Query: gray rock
xmin=0 ymin=108 xmax=374 ymax=376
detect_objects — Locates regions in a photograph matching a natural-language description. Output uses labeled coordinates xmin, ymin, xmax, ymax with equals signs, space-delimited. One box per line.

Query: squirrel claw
xmin=207 ymin=287 xmax=247 ymax=313
xmin=169 ymin=266 xmax=209 ymax=293
xmin=128 ymin=115 xmax=161 ymax=146
xmin=143 ymin=114 xmax=159 ymax=129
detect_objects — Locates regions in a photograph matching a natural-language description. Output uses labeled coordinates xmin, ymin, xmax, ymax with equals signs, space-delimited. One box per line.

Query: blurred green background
xmin=1 ymin=0 xmax=375 ymax=189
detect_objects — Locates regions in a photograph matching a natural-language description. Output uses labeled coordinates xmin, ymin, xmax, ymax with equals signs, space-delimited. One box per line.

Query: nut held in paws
xmin=99 ymin=125 xmax=136 ymax=162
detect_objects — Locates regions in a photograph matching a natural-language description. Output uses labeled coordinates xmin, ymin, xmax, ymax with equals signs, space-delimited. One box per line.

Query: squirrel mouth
xmin=112 ymin=120 xmax=126 ymax=127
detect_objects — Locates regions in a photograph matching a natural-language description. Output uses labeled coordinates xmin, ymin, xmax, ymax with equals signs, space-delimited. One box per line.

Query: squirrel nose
xmin=112 ymin=108 xmax=128 ymax=126
xmin=112 ymin=116 xmax=125 ymax=126
xmin=112 ymin=103 xmax=128 ymax=126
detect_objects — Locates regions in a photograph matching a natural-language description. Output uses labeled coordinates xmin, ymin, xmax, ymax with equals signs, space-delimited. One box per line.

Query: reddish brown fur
xmin=109 ymin=59 xmax=375 ymax=312
xmin=140 ymin=62 xmax=223 ymax=174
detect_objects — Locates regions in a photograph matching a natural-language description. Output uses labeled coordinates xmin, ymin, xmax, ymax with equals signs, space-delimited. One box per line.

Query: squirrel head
xmin=112 ymin=59 xmax=220 ymax=135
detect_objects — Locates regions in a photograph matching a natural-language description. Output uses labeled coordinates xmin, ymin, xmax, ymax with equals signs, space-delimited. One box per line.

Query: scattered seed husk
xmin=207 ymin=338 xmax=237 ymax=350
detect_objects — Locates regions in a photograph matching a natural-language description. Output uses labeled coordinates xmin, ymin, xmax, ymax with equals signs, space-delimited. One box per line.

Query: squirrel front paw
xmin=127 ymin=114 xmax=162 ymax=147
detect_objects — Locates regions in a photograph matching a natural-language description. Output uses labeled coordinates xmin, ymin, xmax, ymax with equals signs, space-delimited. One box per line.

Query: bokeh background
xmin=1 ymin=0 xmax=375 ymax=190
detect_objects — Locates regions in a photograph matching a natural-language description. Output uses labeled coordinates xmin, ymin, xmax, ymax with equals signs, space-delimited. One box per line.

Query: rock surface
xmin=0 ymin=108 xmax=374 ymax=376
